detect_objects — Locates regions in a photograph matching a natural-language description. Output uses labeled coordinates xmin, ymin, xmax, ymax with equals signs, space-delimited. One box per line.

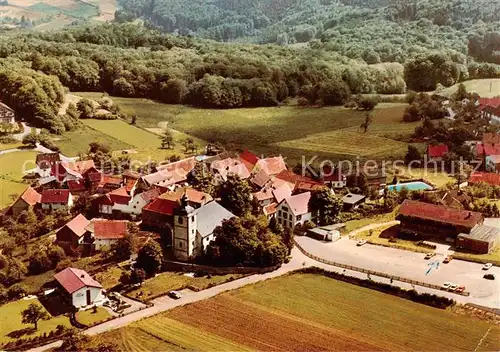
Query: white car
xmin=357 ymin=239 xmax=368 ymax=246
xmin=168 ymin=291 xmax=182 ymax=299
xmin=483 ymin=263 xmax=493 ymax=270
xmin=448 ymin=283 xmax=458 ymax=291
xmin=441 ymin=282 xmax=452 ymax=290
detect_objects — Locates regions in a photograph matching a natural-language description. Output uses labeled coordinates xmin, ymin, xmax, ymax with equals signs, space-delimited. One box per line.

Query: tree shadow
xmin=7 ymin=327 xmax=36 ymax=339
xmin=38 ymin=291 xmax=74 ymax=317
xmin=379 ymin=225 xmax=400 ymax=239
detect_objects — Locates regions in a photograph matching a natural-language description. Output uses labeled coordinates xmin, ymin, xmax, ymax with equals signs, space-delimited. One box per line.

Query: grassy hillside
xmin=441 ymin=78 xmax=500 ymax=98
xmin=98 ymin=273 xmax=500 ymax=351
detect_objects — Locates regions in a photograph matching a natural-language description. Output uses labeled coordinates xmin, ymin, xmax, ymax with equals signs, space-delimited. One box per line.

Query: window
xmin=288 ymin=214 xmax=292 ymax=221
xmin=278 ymin=210 xmax=282 ymax=217
xmin=192 ymin=229 xmax=195 ymax=234
xmin=282 ymin=206 xmax=288 ymax=212
xmin=179 ymin=241 xmax=182 ymax=248
xmin=191 ymin=217 xmax=195 ymax=223
xmin=297 ymin=214 xmax=302 ymax=221
xmin=178 ymin=217 xmax=183 ymax=224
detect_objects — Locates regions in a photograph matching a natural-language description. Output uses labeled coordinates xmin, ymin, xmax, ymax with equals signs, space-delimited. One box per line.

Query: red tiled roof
xmin=93 ymin=194 xmax=114 ymax=206
xmin=68 ymin=179 xmax=86 ymax=193
xmin=482 ymin=133 xmax=500 ymax=145
xmin=211 ymin=158 xmax=251 ymax=180
xmin=253 ymin=188 xmax=274 ymax=202
xmin=239 ymin=150 xmax=260 ymax=172
xmin=398 ymin=200 xmax=483 ymax=228
xmin=250 ymin=169 xmax=271 ymax=188
xmin=143 ymin=198 xmax=178 ymax=215
xmin=62 ymin=214 xmax=90 ymax=238
xmin=160 ymin=187 xmax=212 ymax=205
xmin=54 ymin=267 xmax=102 ymax=294
xmin=41 ymin=189 xmax=70 ymax=204
xmin=479 ymin=97 xmax=500 ymax=109
xmin=254 ymin=156 xmax=287 ymax=176
xmin=63 ymin=160 xmax=96 ymax=175
xmin=272 ymin=183 xmax=293 ymax=203
xmin=469 ymin=172 xmax=500 ymax=186
xmin=321 ymin=165 xmax=345 ymax=182
xmin=136 ymin=188 xmax=161 ymax=203
xmin=89 ymin=219 xmax=128 ymax=239
xmin=100 ymin=175 xmax=123 ymax=186
xmin=476 ymin=143 xmax=500 ymax=156
xmin=263 ymin=202 xmax=277 ymax=216
xmin=275 ymin=170 xmax=312 ymax=185
xmin=36 ymin=153 xmax=60 ymax=169
xmin=125 ymin=179 xmax=137 ymax=193
xmin=19 ymin=187 xmax=41 ymax=206
xmin=296 ymin=181 xmax=324 ymax=192
xmin=283 ymin=192 xmax=311 ymax=216
xmin=109 ymin=187 xmax=131 ymax=205
xmin=428 ymin=144 xmax=449 ymax=158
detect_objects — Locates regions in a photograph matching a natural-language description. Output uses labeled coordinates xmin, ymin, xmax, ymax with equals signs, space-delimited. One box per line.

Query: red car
xmin=455 ymin=286 xmax=465 ymax=293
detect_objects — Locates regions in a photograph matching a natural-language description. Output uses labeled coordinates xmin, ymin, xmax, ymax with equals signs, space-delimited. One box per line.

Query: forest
xmin=0 ymin=0 xmax=497 ymax=132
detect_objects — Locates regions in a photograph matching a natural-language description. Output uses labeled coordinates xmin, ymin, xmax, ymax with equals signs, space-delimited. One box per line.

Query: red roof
xmin=19 ymin=187 xmax=41 ymax=206
xmin=479 ymin=97 xmax=500 ymax=109
xmin=143 ymin=198 xmax=178 ymax=215
xmin=428 ymin=144 xmax=449 ymax=158
xmin=54 ymin=267 xmax=102 ymax=294
xmin=61 ymin=214 xmax=90 ymax=238
xmin=275 ymin=170 xmax=313 ymax=185
xmin=283 ymin=192 xmax=311 ymax=216
xmin=321 ymin=165 xmax=345 ymax=182
xmin=89 ymin=219 xmax=128 ymax=239
xmin=250 ymin=169 xmax=271 ymax=188
xmin=253 ymin=188 xmax=274 ymax=202
xmin=63 ymin=160 xmax=96 ymax=175
xmin=272 ymin=183 xmax=293 ymax=203
xmin=125 ymin=179 xmax=137 ymax=193
xmin=68 ymin=179 xmax=87 ymax=193
xmin=109 ymin=187 xmax=131 ymax=205
xmin=36 ymin=153 xmax=60 ymax=169
xmin=469 ymin=172 xmax=500 ymax=186
xmin=482 ymin=133 xmax=500 ymax=145
xmin=239 ymin=150 xmax=260 ymax=172
xmin=136 ymin=188 xmax=161 ymax=203
xmin=160 ymin=187 xmax=212 ymax=205
xmin=476 ymin=143 xmax=500 ymax=156
xmin=398 ymin=200 xmax=482 ymax=228
xmin=93 ymin=194 xmax=114 ymax=206
xmin=41 ymin=189 xmax=71 ymax=204
xmin=254 ymin=156 xmax=287 ymax=176
xmin=296 ymin=181 xmax=324 ymax=192
xmin=263 ymin=202 xmax=277 ymax=216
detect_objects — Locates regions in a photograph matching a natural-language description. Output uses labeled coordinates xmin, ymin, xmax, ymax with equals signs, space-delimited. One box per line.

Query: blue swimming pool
xmin=387 ymin=181 xmax=433 ymax=192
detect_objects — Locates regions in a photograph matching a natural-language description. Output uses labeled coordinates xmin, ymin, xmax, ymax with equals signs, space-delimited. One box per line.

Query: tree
xmin=47 ymin=246 xmax=66 ymax=267
xmin=112 ymin=232 xmax=138 ymax=260
xmin=187 ymin=163 xmax=214 ymax=195
xmin=308 ymin=187 xmax=343 ymax=226
xmin=405 ymin=145 xmax=421 ymax=164
xmin=131 ymin=115 xmax=137 ymax=125
xmin=183 ymin=138 xmax=197 ymax=153
xmin=161 ymin=129 xmax=174 ymax=149
xmin=21 ymin=303 xmax=49 ymax=330
xmin=76 ymin=99 xmax=95 ymax=119
xmin=219 ymin=174 xmax=253 ymax=216
xmin=22 ymin=132 xmax=38 ymax=147
xmin=453 ymin=83 xmax=468 ymax=101
xmin=130 ymin=268 xmax=146 ymax=284
xmin=360 ymin=112 xmax=373 ymax=133
xmin=28 ymin=251 xmax=52 ymax=275
xmin=57 ymin=331 xmax=118 ymax=352
xmin=135 ymin=241 xmax=163 ymax=276
xmin=358 ymin=97 xmax=378 ymax=111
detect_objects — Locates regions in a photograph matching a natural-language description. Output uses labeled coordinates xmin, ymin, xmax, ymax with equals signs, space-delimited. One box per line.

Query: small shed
xmin=342 ymin=193 xmax=366 ymax=211
xmin=457 ymin=225 xmax=500 ymax=254
xmin=307 ymin=227 xmax=341 ymax=242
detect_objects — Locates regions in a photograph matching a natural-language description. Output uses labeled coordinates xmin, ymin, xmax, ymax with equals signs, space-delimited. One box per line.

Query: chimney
xmin=465 ymin=212 xmax=472 ymax=219
xmin=80 ymin=274 xmax=85 ymax=278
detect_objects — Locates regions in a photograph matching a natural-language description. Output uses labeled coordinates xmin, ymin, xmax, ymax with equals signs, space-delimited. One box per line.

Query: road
xmin=295 ymin=235 xmax=500 ymax=309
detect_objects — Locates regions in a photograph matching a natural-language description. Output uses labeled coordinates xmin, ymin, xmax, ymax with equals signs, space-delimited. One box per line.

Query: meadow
xmin=441 ymin=79 xmax=500 ymax=98
xmin=0 ymin=151 xmax=37 ymax=209
xmin=98 ymin=273 xmax=500 ymax=351
xmin=74 ymin=93 xmax=416 ymax=164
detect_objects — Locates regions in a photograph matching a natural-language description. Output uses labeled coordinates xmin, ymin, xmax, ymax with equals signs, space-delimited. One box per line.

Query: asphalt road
xmin=295 ymin=235 xmax=500 ymax=309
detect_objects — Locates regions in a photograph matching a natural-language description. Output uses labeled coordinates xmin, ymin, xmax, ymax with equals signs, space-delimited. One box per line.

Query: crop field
xmin=99 ymin=273 xmax=500 ymax=351
xmin=74 ymin=93 xmax=415 ymax=163
xmin=441 ymin=79 xmax=500 ymax=98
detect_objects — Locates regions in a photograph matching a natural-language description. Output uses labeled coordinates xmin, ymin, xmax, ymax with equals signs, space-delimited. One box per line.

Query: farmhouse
xmin=457 ymin=225 xmax=500 ymax=254
xmin=173 ymin=199 xmax=235 ymax=261
xmin=127 ymin=188 xmax=161 ymax=215
xmin=249 ymin=169 xmax=271 ymax=190
xmin=321 ymin=165 xmax=347 ymax=189
xmin=475 ymin=143 xmax=500 ymax=157
xmin=54 ymin=267 xmax=106 ymax=309
xmin=238 ymin=150 xmax=260 ymax=173
xmin=397 ymin=200 xmax=484 ymax=242
xmin=85 ymin=219 xmax=128 ymax=250
xmin=2 ymin=186 xmax=41 ymax=218
xmin=138 ymin=156 xmax=197 ymax=191
xmin=360 ymin=167 xmax=386 ymax=189
xmin=276 ymin=192 xmax=312 ymax=229
xmin=56 ymin=214 xmax=91 ymax=251
xmin=41 ymin=189 xmax=73 ymax=211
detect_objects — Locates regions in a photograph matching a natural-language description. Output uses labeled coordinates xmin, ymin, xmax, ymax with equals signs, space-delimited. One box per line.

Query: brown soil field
xmin=168 ymin=295 xmax=386 ymax=351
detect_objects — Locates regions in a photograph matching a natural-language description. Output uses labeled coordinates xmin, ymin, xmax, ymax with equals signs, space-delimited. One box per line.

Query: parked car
xmin=482 ymin=263 xmax=493 ymax=270
xmin=425 ymin=253 xmax=436 ymax=260
xmin=357 ymin=239 xmax=368 ymax=246
xmin=168 ymin=290 xmax=182 ymax=299
xmin=455 ymin=286 xmax=466 ymax=293
xmin=448 ymin=283 xmax=458 ymax=291
xmin=443 ymin=256 xmax=452 ymax=263
xmin=441 ymin=282 xmax=452 ymax=290
xmin=483 ymin=274 xmax=495 ymax=280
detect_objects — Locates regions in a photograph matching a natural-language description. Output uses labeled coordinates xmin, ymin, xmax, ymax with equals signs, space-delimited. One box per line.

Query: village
xmin=0 ymin=87 xmax=499 ymax=350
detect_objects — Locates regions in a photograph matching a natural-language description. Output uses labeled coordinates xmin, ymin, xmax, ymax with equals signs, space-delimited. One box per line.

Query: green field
xmin=99 ymin=273 xmax=500 ymax=351
xmin=0 ymin=179 xmax=28 ymax=209
xmin=75 ymin=93 xmax=416 ymax=164
xmin=441 ymin=79 xmax=500 ymax=98
xmin=75 ymin=307 xmax=111 ymax=326
xmin=0 ymin=151 xmax=37 ymax=209
xmin=0 ymin=299 xmax=71 ymax=345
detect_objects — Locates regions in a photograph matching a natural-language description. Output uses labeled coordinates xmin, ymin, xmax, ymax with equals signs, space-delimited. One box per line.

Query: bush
xmin=7 ymin=283 xmax=27 ymax=299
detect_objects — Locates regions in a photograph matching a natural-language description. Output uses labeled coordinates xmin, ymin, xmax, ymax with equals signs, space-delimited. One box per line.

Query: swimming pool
xmin=387 ymin=181 xmax=433 ymax=192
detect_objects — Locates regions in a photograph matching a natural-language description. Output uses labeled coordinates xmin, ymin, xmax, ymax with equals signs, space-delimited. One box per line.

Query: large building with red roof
xmin=469 ymin=172 xmax=500 ymax=186
xmin=478 ymin=97 xmax=500 ymax=124
xmin=428 ymin=144 xmax=449 ymax=160
xmin=397 ymin=200 xmax=483 ymax=242
xmin=41 ymin=189 xmax=73 ymax=211
xmin=54 ymin=267 xmax=105 ymax=308
xmin=85 ymin=219 xmax=129 ymax=250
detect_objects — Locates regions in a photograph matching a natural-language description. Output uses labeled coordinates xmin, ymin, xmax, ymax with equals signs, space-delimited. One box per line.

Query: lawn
xmin=0 ymin=151 xmax=38 ymax=181
xmin=352 ymin=224 xmax=430 ymax=253
xmin=0 ymin=298 xmax=71 ymax=345
xmin=125 ymin=272 xmax=244 ymax=300
xmin=100 ymin=273 xmax=500 ymax=351
xmin=441 ymin=79 xmax=500 ymax=98
xmin=54 ymin=125 xmax=131 ymax=157
xmin=344 ymin=208 xmax=398 ymax=233
xmin=0 ymin=142 xmax=22 ymax=151
xmin=0 ymin=179 xmax=28 ymax=209
xmin=75 ymin=307 xmax=111 ymax=326
xmin=73 ymin=93 xmax=414 ymax=164
xmin=387 ymin=167 xmax=455 ymax=188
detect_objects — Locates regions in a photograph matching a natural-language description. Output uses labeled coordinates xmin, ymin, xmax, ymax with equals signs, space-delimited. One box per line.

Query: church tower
xmin=173 ymin=193 xmax=197 ymax=261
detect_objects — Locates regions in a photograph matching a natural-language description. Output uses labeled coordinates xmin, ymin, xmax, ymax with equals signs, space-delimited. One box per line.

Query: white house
xmin=173 ymin=199 xmax=234 ymax=261
xmin=54 ymin=267 xmax=106 ymax=309
xmin=127 ymin=189 xmax=161 ymax=215
xmin=85 ymin=219 xmax=128 ymax=250
xmin=276 ymin=192 xmax=312 ymax=229
xmin=40 ymin=189 xmax=73 ymax=211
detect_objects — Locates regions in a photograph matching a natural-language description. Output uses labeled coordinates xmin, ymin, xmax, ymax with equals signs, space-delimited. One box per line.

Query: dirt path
xmin=348 ymin=220 xmax=400 ymax=238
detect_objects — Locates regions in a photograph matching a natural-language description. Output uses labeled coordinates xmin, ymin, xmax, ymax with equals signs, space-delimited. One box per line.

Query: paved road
xmin=295 ymin=235 xmax=500 ymax=309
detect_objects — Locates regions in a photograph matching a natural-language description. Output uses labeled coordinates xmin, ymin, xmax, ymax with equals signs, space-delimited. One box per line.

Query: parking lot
xmin=295 ymin=236 xmax=500 ymax=309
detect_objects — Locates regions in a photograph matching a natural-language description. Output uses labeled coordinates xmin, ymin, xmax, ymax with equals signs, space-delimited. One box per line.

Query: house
xmin=41 ymin=189 xmax=73 ymax=211
xmin=360 ymin=167 xmax=386 ymax=189
xmin=262 ymin=202 xmax=278 ymax=219
xmin=2 ymin=187 xmax=41 ymax=218
xmin=56 ymin=214 xmax=91 ymax=251
xmin=321 ymin=165 xmax=347 ymax=189
xmin=440 ymin=190 xmax=470 ymax=210
xmin=173 ymin=199 xmax=235 ymax=261
xmin=54 ymin=268 xmax=106 ymax=309
xmin=397 ymin=200 xmax=484 ymax=242
xmin=127 ymin=188 xmax=161 ymax=216
xmin=475 ymin=143 xmax=500 ymax=157
xmin=469 ymin=172 xmax=500 ymax=186
xmin=485 ymin=155 xmax=500 ymax=173
xmin=482 ymin=133 xmax=500 ymax=145
xmin=68 ymin=179 xmax=87 ymax=195
xmin=249 ymin=169 xmax=271 ymax=190
xmin=51 ymin=163 xmax=82 ymax=184
xmin=253 ymin=156 xmax=287 ymax=176
xmin=478 ymin=97 xmax=500 ymax=124
xmin=108 ymin=187 xmax=132 ymax=213
xmin=342 ymin=193 xmax=366 ymax=211
xmin=92 ymin=194 xmax=114 ymax=216
xmin=36 ymin=153 xmax=61 ymax=178
xmin=276 ymin=192 xmax=312 ymax=230
xmin=138 ymin=156 xmax=197 ymax=191
xmin=272 ymin=183 xmax=294 ymax=203
xmin=142 ymin=188 xmax=212 ymax=230
xmin=428 ymin=144 xmax=449 ymax=161
xmin=0 ymin=102 xmax=15 ymax=125
xmin=239 ymin=150 xmax=260 ymax=173
xmin=211 ymin=157 xmax=251 ymax=182
xmin=85 ymin=219 xmax=128 ymax=250
xmin=457 ymin=225 xmax=500 ymax=254
xmin=97 ymin=175 xmax=122 ymax=193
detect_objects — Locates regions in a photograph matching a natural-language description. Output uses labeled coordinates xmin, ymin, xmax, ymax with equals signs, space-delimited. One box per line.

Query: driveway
xmin=295 ymin=236 xmax=500 ymax=309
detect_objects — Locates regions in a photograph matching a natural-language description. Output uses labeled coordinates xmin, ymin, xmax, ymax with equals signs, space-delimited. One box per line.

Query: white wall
xmin=94 ymin=238 xmax=118 ymax=250
xmin=71 ymin=286 xmax=106 ymax=309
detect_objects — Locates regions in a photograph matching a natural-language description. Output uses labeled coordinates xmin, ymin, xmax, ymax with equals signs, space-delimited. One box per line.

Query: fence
xmin=294 ymin=239 xmax=470 ymax=297
xmin=163 ymin=260 xmax=279 ymax=275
